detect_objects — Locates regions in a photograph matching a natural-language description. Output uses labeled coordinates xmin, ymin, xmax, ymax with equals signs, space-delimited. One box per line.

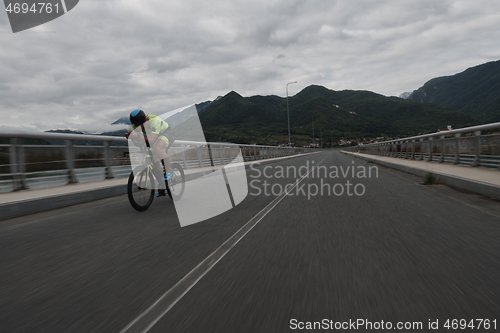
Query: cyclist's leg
xmin=153 ymin=136 xmax=172 ymax=174
xmin=150 ymin=164 xmax=166 ymax=188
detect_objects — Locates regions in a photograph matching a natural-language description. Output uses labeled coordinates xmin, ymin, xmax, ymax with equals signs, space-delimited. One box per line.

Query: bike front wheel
xmin=128 ymin=166 xmax=155 ymax=211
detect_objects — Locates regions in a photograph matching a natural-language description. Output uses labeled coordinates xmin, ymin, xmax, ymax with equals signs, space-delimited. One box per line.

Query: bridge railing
xmin=342 ymin=122 xmax=500 ymax=170
xmin=0 ymin=131 xmax=309 ymax=192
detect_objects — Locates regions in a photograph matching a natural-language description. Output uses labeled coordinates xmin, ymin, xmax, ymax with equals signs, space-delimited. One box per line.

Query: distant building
xmin=437 ymin=125 xmax=453 ymax=132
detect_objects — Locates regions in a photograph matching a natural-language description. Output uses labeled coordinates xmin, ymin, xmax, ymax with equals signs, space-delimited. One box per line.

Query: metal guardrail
xmin=0 ymin=131 xmax=311 ymax=192
xmin=343 ymin=122 xmax=500 ymax=170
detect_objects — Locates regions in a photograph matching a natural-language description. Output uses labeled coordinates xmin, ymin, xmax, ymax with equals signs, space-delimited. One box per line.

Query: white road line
xmin=119 ymin=154 xmax=329 ymax=333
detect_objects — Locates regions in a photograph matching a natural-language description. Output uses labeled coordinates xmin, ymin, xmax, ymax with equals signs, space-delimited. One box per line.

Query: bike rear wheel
xmin=166 ymin=162 xmax=185 ymax=200
xmin=128 ymin=166 xmax=155 ymax=211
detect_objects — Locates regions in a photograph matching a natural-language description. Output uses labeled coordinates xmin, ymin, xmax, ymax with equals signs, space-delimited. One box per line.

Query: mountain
xmin=111 ymin=101 xmax=214 ymax=126
xmin=198 ymin=91 xmax=284 ymax=144
xmin=111 ymin=117 xmax=130 ymax=126
xmin=408 ymin=60 xmax=500 ymax=122
xmin=198 ymin=85 xmax=476 ymax=146
xmin=399 ymin=92 xmax=411 ymax=99
xmin=195 ymin=100 xmax=213 ymax=112
xmin=200 ymin=91 xmax=276 ymax=126
xmin=105 ymin=85 xmax=475 ymax=146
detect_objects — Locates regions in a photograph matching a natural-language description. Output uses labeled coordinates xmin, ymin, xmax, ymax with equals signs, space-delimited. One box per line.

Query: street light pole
xmin=312 ymin=118 xmax=315 ymax=147
xmin=286 ymin=81 xmax=297 ymax=146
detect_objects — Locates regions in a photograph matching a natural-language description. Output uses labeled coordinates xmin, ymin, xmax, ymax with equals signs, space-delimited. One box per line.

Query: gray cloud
xmin=147 ymin=59 xmax=189 ymax=73
xmin=1 ymin=0 xmax=500 ymax=132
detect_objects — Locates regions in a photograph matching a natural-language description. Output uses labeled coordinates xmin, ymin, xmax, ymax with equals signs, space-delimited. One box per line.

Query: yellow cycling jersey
xmin=132 ymin=115 xmax=169 ymax=134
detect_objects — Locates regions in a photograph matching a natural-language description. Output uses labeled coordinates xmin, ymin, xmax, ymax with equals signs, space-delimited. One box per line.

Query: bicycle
xmin=127 ymin=142 xmax=185 ymax=212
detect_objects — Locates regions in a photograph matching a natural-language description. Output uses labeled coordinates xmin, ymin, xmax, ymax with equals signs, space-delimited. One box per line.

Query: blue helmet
xmin=130 ymin=109 xmax=146 ymax=126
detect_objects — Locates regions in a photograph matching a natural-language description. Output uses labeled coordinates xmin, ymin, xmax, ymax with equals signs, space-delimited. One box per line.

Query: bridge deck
xmin=0 ymin=153 xmax=318 ymax=220
xmin=1 ymin=151 xmax=499 ymax=332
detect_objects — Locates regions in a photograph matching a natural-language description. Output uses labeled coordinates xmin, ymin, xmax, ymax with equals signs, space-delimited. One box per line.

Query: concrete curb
xmin=343 ymin=151 xmax=500 ymax=201
xmin=1 ymin=185 xmax=127 ymax=221
xmin=0 ymin=152 xmax=317 ymax=221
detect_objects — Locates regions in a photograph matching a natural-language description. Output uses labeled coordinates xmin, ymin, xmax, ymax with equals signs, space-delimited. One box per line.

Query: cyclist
xmin=125 ymin=109 xmax=173 ymax=197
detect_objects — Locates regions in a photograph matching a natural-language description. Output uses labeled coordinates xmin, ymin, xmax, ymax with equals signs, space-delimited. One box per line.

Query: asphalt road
xmin=1 ymin=151 xmax=499 ymax=332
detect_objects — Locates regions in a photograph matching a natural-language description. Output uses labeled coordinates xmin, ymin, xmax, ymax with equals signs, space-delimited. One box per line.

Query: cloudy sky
xmin=1 ymin=0 xmax=500 ymax=132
